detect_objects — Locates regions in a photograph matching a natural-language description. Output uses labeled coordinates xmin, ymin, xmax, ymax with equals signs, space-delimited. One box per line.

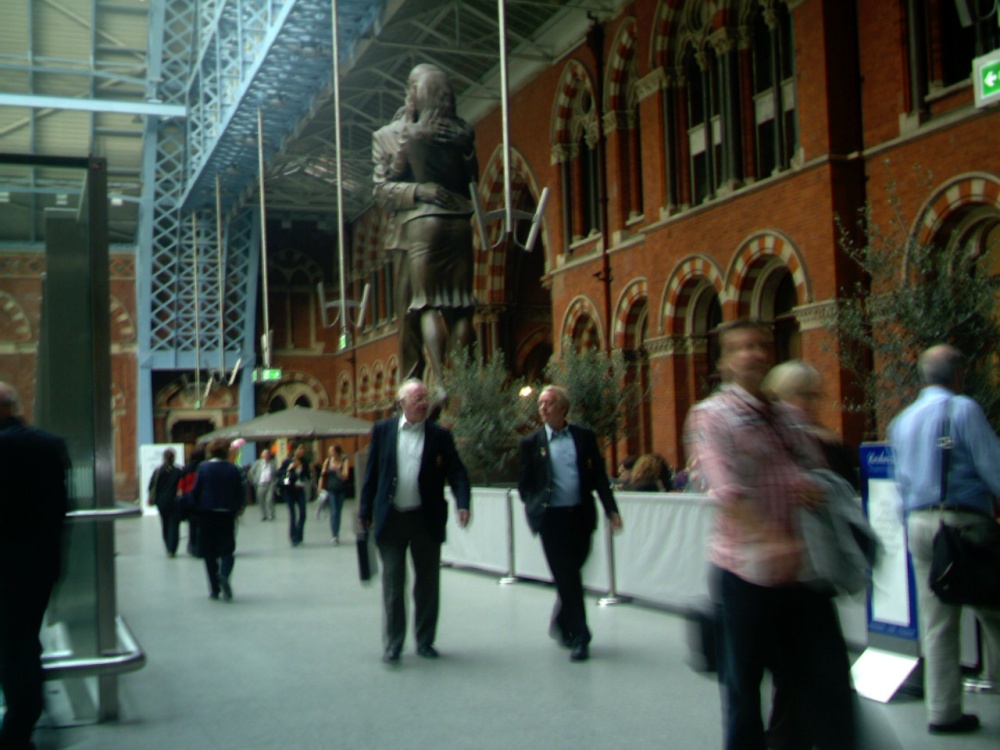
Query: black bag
xmin=356 ymin=529 xmax=379 ymax=584
xmin=929 ymin=519 xmax=1000 ymax=607
xmin=925 ymin=397 xmax=1000 ymax=607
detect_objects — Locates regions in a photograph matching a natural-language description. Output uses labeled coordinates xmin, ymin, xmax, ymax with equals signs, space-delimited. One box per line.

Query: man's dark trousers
xmin=377 ymin=507 xmax=441 ymax=652
xmin=540 ymin=506 xmax=593 ymax=647
xmin=0 ymin=577 xmax=55 ymax=748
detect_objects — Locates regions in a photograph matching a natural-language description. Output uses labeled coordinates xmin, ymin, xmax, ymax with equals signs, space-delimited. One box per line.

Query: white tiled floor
xmin=29 ymin=507 xmax=1000 ymax=750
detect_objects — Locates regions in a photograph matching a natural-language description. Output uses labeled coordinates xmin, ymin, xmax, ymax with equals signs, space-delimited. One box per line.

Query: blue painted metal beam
xmin=0 ymin=93 xmax=186 ymax=118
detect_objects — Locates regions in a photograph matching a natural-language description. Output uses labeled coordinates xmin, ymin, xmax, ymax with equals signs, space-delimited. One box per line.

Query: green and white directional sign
xmin=252 ymin=367 xmax=282 ymax=383
xmin=974 ymin=50 xmax=1000 ymax=109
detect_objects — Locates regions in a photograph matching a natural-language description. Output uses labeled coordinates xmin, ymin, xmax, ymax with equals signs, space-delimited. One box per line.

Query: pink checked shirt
xmin=684 ymin=383 xmax=824 ymax=587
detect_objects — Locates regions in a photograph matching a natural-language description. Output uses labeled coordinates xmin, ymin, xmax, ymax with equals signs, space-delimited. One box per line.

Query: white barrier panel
xmin=613 ymin=492 xmax=715 ymax=609
xmin=447 ymin=487 xmax=868 ymax=646
xmin=581 ymin=513 xmax=611 ymax=593
xmin=441 ymin=488 xmax=509 ymax=574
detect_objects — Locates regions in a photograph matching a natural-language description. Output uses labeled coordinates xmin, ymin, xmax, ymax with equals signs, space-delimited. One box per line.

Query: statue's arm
xmin=372 ymin=125 xmax=418 ymax=211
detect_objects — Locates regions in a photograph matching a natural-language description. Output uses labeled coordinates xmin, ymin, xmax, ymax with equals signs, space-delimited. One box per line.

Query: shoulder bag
xmin=928 ymin=399 xmax=1000 ymax=607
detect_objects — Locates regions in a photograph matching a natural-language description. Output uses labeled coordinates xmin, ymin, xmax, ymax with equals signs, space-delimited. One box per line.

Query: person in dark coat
xmin=0 ymin=381 xmax=69 ymax=749
xmin=518 ymin=385 xmax=622 ymax=662
xmin=148 ymin=448 xmax=183 ymax=557
xmin=190 ymin=439 xmax=246 ymax=600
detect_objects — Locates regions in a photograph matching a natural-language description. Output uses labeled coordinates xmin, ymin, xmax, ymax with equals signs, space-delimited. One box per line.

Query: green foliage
xmin=834 ymin=175 xmax=1000 ymax=435
xmin=542 ymin=340 xmax=642 ymax=442
xmin=442 ymin=348 xmax=529 ymax=485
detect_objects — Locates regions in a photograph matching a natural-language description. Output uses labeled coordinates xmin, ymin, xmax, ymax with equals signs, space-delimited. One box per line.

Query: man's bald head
xmin=0 ymin=381 xmax=20 ymax=419
xmin=918 ymin=345 xmax=964 ymax=390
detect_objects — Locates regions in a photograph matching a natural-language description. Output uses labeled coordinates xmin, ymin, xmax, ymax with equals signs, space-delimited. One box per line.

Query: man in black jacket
xmin=0 ymin=381 xmax=69 ymax=749
xmin=518 ymin=385 xmax=622 ymax=662
xmin=359 ymin=379 xmax=471 ymax=664
xmin=149 ymin=448 xmax=183 ymax=557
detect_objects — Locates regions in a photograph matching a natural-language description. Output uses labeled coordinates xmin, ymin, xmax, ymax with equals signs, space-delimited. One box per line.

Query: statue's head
xmin=405 ymin=64 xmax=455 ymax=117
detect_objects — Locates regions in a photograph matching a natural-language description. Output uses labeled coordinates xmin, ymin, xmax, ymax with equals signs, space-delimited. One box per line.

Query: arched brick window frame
xmin=661 ymin=254 xmax=727 ymax=335
xmin=0 ymin=292 xmax=32 ymax=343
xmin=336 ymin=372 xmax=353 ymax=411
xmin=109 ymin=295 xmax=136 ymax=344
xmin=613 ymin=279 xmax=651 ymax=454
xmin=605 ymin=18 xmax=643 ymax=222
xmin=726 ymin=231 xmax=811 ymax=318
xmin=662 ymin=255 xmax=726 ymax=401
xmin=560 ymin=296 xmax=604 ymax=352
xmin=474 ymin=145 xmax=546 ymax=303
xmin=913 ymin=172 xmax=1000 ymax=249
xmin=613 ymin=279 xmax=649 ymax=348
xmin=386 ymin=356 xmax=399 ymax=395
xmin=515 ymin=327 xmax=552 ymax=375
xmin=260 ymin=370 xmax=329 ymax=411
xmin=551 ymin=60 xmax=601 ymax=249
xmin=357 ymin=365 xmax=372 ymax=407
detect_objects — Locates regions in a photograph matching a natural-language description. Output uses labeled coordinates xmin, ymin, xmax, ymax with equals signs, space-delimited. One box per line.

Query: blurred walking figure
xmin=0 ymin=382 xmax=69 ymax=749
xmin=762 ymin=360 xmax=859 ymax=490
xmin=279 ymin=444 xmax=311 ymax=547
xmin=685 ymin=320 xmax=855 ymax=750
xmin=249 ymin=448 xmax=277 ymax=521
xmin=320 ymin=445 xmax=350 ymax=544
xmin=190 ymin=438 xmax=246 ymax=600
xmin=149 ymin=448 xmax=184 ymax=556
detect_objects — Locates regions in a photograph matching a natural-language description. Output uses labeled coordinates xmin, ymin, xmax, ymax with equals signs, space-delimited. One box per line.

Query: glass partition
xmin=0 ymin=153 xmax=142 ymax=726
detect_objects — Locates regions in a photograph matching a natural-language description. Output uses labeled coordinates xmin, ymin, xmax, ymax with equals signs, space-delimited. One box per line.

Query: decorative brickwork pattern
xmin=662 ymin=255 xmax=726 ymax=335
xmin=613 ymin=279 xmax=648 ymax=349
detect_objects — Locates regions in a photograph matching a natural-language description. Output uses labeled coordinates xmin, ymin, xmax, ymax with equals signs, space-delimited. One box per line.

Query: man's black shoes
xmin=417 ymin=644 xmax=440 ymax=659
xmin=382 ymin=646 xmax=401 ymax=664
xmin=548 ymin=624 xmax=573 ymax=649
xmin=928 ymin=713 xmax=979 ymax=734
xmin=569 ymin=643 xmax=589 ymax=662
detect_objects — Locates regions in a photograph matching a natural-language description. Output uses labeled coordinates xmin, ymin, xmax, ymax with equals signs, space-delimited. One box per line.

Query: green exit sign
xmin=974 ymin=51 xmax=1000 ymax=108
xmin=252 ymin=367 xmax=282 ymax=382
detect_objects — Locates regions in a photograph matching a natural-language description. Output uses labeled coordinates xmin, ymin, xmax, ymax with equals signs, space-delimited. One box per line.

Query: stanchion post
xmin=964 ymin=619 xmax=997 ymax=694
xmin=598 ymin=518 xmax=628 ymax=606
xmin=498 ymin=488 xmax=517 ymax=585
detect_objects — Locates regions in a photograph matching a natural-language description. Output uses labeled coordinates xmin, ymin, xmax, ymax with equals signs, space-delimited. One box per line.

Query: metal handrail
xmin=42 ymin=615 xmax=146 ymax=680
xmin=65 ymin=503 xmax=143 ymax=523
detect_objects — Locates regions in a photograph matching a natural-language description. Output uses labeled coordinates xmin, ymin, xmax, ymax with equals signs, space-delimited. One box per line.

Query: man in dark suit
xmin=359 ymin=379 xmax=471 ymax=664
xmin=518 ymin=385 xmax=622 ymax=662
xmin=0 ymin=381 xmax=69 ymax=749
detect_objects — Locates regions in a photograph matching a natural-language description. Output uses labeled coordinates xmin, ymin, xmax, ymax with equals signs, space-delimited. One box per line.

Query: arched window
xmin=683 ymin=43 xmax=721 ymax=205
xmin=657 ymin=2 xmax=797 ymax=208
xmin=770 ymin=269 xmax=800 ymax=362
xmin=553 ymin=63 xmax=601 ymax=250
xmin=696 ymin=289 xmax=723 ymax=394
xmin=750 ymin=2 xmax=796 ymax=176
xmin=607 ymin=20 xmax=643 ymax=223
xmin=572 ymin=313 xmax=601 ymax=353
